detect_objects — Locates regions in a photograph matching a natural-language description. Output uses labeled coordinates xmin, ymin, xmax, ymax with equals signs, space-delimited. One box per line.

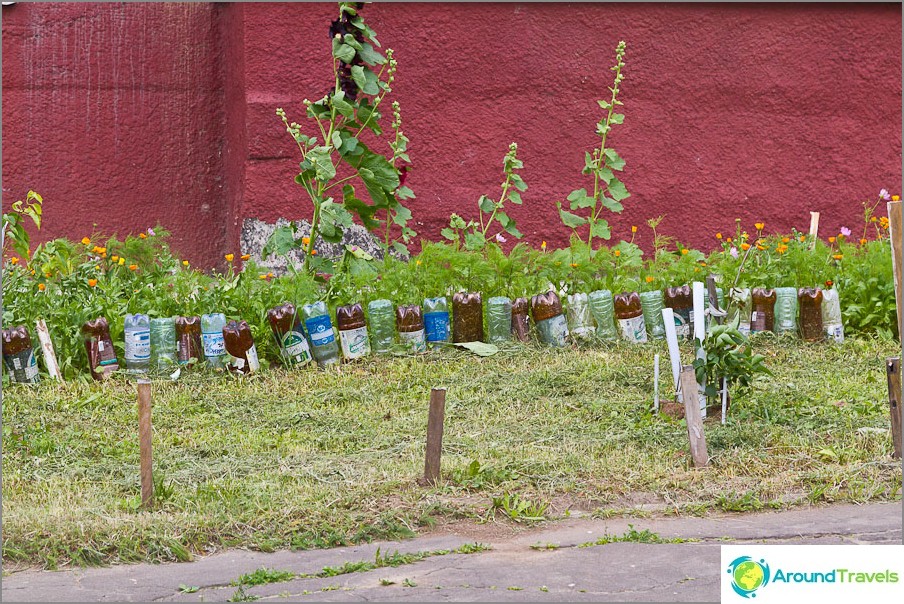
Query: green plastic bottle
xmin=566 ymin=293 xmax=594 ymax=340
xmin=639 ymin=291 xmax=666 ymax=340
xmin=367 ymin=299 xmax=396 ymax=353
xmin=487 ymin=297 xmax=513 ymax=344
xmin=150 ymin=317 xmax=177 ymax=370
xmin=588 ymin=290 xmax=618 ymax=342
xmin=774 ymin=287 xmax=799 ymax=336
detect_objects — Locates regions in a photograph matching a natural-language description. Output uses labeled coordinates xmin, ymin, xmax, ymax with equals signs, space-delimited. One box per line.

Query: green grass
xmin=2 ymin=336 xmax=901 ymax=568
xmin=233 ymin=567 xmax=296 ymax=587
xmin=579 ymin=525 xmax=693 ymax=547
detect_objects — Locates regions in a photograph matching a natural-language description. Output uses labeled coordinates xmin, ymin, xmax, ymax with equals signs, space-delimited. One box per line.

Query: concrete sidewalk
xmin=2 ymin=502 xmax=901 ymax=602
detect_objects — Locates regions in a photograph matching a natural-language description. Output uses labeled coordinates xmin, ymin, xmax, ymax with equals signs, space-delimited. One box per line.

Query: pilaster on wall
xmin=217 ymin=2 xmax=246 ymax=261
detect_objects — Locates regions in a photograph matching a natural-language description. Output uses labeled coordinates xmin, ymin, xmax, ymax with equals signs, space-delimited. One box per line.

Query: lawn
xmin=2 ymin=335 xmax=901 ymax=569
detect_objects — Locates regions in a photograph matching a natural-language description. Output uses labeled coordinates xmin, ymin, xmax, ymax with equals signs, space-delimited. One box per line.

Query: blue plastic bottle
xmin=423 ymin=296 xmax=450 ymax=345
xmin=302 ymin=301 xmax=341 ymax=367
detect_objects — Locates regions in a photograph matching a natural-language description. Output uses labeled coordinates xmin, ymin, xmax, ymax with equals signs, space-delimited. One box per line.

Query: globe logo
xmin=727 ymin=556 xmax=770 ymax=598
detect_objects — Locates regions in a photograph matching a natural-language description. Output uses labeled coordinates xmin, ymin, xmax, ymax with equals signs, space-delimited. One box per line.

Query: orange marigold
xmin=38 ymin=283 xmax=46 ymax=291
xmin=88 ymin=279 xmax=98 ymax=287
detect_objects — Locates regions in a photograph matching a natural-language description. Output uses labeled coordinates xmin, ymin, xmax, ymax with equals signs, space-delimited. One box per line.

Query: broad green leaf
xmin=332 ymin=42 xmax=356 ymax=63
xmin=597 ymin=99 xmax=611 ymax=109
xmin=331 ymin=92 xmax=354 ymax=118
xmin=357 ymin=42 xmax=386 ymax=66
xmin=610 ymin=113 xmax=625 ymax=124
xmin=567 ymin=188 xmax=595 ymax=210
xmin=505 ymin=223 xmax=523 ymax=238
xmin=583 ymin=151 xmax=596 ymax=174
xmin=262 ymin=225 xmax=299 ymax=258
xmin=345 ymin=243 xmax=375 ymax=261
xmin=453 ymin=342 xmax=499 ymax=356
xmin=391 ymin=204 xmax=413 ymax=226
xmin=607 ymin=178 xmax=630 ymax=202
xmin=308 ymin=147 xmax=336 ymax=182
xmin=557 ymin=203 xmax=588 ymax=228
xmin=350 ymin=65 xmax=380 ymax=95
xmin=464 ymin=231 xmax=486 ymax=251
xmin=342 ymin=185 xmax=381 ymax=231
xmin=508 ymin=191 xmax=522 ymax=205
xmin=396 ymin=185 xmax=415 ymax=200
xmin=510 ymin=174 xmax=528 ymax=192
xmin=440 ymin=227 xmax=458 ymax=241
xmin=604 ymin=149 xmax=625 ymax=171
xmin=600 ymin=196 xmax=624 ymax=213
xmin=597 ymin=166 xmax=614 ymax=184
xmin=342 ymin=34 xmax=363 ymax=51
xmin=478 ymin=195 xmax=495 ymax=214
xmin=338 ymin=133 xmax=359 ymax=155
xmin=590 ymin=219 xmax=611 ymax=240
xmin=331 ymin=131 xmax=343 ymax=150
xmin=391 ymin=241 xmax=410 ymax=258
xmin=319 ymin=200 xmax=354 ymax=242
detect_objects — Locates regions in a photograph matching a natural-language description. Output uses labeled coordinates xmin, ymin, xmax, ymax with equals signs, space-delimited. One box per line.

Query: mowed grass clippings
xmin=2 ymin=335 xmax=901 ymax=568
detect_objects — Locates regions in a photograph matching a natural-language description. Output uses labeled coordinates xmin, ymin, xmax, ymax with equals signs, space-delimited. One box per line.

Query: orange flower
xmin=680 ymin=249 xmax=688 ymax=255
xmin=799 ymin=235 xmax=806 ymax=242
xmin=781 ymin=237 xmax=790 ymax=244
xmin=715 ymin=232 xmax=722 ymax=240
xmin=870 ymin=217 xmax=878 ymax=223
xmin=129 ymin=264 xmax=138 ymax=271
xmin=88 ymin=279 xmax=98 ymax=287
xmin=38 ymin=283 xmax=45 ymax=292
xmin=726 ymin=237 xmax=733 ymax=243
xmin=541 ymin=241 xmax=547 ymax=250
xmin=570 ymin=263 xmax=579 ymax=268
xmin=259 ymin=274 xmax=268 ymax=280
xmin=645 ymin=276 xmax=654 ymax=283
xmin=631 ymin=225 xmax=638 ymax=233
xmin=828 ymin=236 xmax=836 ymax=243
xmin=776 ymin=244 xmax=788 ymax=254
xmin=81 ymin=237 xmax=91 ymax=245
xmin=111 ymin=255 xmax=119 ymax=262
xmin=893 ymin=195 xmax=901 ymax=202
xmin=138 ymin=233 xmax=147 ymax=239
xmin=100 ymin=252 xmax=107 ymax=259
xmin=741 ymin=243 xmax=751 ymax=251
xmin=756 ymin=244 xmax=766 ymax=251
xmin=832 ymin=254 xmax=843 ymax=261
xmin=302 ymin=236 xmax=311 ymax=245
xmin=700 ymin=261 xmax=707 ymax=267
xmin=9 ymin=256 xmax=19 ymax=265
xmin=241 ymin=254 xmax=251 ymax=261
xmin=859 ymin=238 xmax=867 ymax=245
xmin=311 ymin=249 xmax=318 ymax=256
xmin=267 ymin=272 xmax=274 ymax=278
xmin=225 ymin=253 xmax=234 ymax=262
xmin=613 ymin=249 xmax=621 ymax=257
xmin=754 ymin=222 xmax=765 ymax=231
xmin=45 ymin=271 xmax=52 ymax=278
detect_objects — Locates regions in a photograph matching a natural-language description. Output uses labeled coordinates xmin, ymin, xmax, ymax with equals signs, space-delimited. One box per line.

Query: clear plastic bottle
xmin=566 ymin=293 xmax=594 ymax=340
xmin=423 ymin=296 xmax=451 ymax=345
xmin=302 ymin=301 xmax=341 ymax=367
xmin=530 ymin=290 xmax=569 ymax=347
xmin=639 ymin=291 xmax=666 ymax=340
xmin=821 ymin=287 xmax=844 ymax=343
xmin=452 ymin=292 xmax=484 ymax=343
xmin=511 ymin=297 xmax=532 ymax=342
xmin=223 ymin=319 xmax=260 ymax=374
xmin=397 ymin=304 xmax=427 ymax=352
xmin=367 ymin=299 xmax=396 ymax=353
xmin=2 ymin=325 xmax=40 ymax=384
xmin=336 ymin=303 xmax=371 ymax=360
xmin=201 ymin=313 xmax=228 ymax=369
xmin=614 ymin=292 xmax=647 ymax=344
xmin=774 ymin=287 xmax=799 ymax=336
xmin=798 ymin=287 xmax=824 ymax=342
xmin=727 ymin=288 xmax=752 ymax=336
xmin=487 ymin=296 xmax=513 ymax=344
xmin=124 ymin=313 xmax=151 ymax=372
xmin=588 ymin=290 xmax=618 ymax=342
xmin=150 ymin=317 xmax=177 ymax=370
xmin=267 ymin=303 xmax=312 ymax=366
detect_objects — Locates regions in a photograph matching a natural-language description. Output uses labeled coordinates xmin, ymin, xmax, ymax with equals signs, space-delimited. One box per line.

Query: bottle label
xmin=738 ymin=321 xmax=751 ymax=337
xmin=399 ymin=329 xmax=427 ymax=352
xmin=340 ymin=326 xmax=370 ymax=359
xmin=673 ymin=308 xmax=691 ymax=338
xmin=3 ymin=350 xmax=39 ymax=384
xmin=202 ymin=331 xmax=226 ymax=358
xmin=305 ymin=315 xmax=336 ymax=346
xmin=125 ymin=329 xmax=151 ymax=362
xmin=424 ymin=311 xmax=450 ymax=342
xmin=246 ymin=345 xmax=260 ymax=372
xmin=618 ymin=315 xmax=648 ymax=344
xmin=97 ymin=339 xmax=119 ymax=366
xmin=281 ymin=331 xmax=312 ymax=365
xmin=825 ymin=323 xmax=844 ymax=343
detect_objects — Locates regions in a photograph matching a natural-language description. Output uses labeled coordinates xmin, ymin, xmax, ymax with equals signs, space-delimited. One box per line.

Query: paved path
xmin=2 ymin=502 xmax=901 ymax=602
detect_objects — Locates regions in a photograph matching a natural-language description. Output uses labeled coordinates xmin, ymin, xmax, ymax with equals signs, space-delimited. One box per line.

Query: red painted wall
xmin=4 ymin=3 xmax=902 ymax=266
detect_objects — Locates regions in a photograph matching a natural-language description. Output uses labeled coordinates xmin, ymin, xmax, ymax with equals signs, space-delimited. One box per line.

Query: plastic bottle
xmin=798 ymin=287 xmax=824 ymax=342
xmin=82 ymin=317 xmax=119 ymax=380
xmin=588 ymin=290 xmax=618 ymax=342
xmin=176 ymin=316 xmax=203 ymax=366
xmin=705 ymin=287 xmax=727 ymax=335
xmin=774 ymin=287 xmax=799 ymax=336
xmin=367 ymin=299 xmax=396 ymax=353
xmin=150 ymin=317 xmax=177 ymax=370
xmin=487 ymin=296 xmax=513 ymax=344
xmin=396 ymin=304 xmax=427 ymax=352
xmin=201 ymin=313 xmax=228 ymax=369
xmin=821 ymin=287 xmax=844 ymax=343
xmin=530 ymin=290 xmax=569 ymax=347
xmin=614 ymin=292 xmax=648 ymax=344
xmin=664 ymin=285 xmax=693 ymax=340
xmin=423 ymin=296 xmax=451 ymax=345
xmin=223 ymin=319 xmax=260 ymax=374
xmin=727 ymin=288 xmax=752 ymax=336
xmin=267 ymin=303 xmax=312 ymax=366
xmin=452 ymin=292 xmax=484 ymax=343
xmin=124 ymin=313 xmax=151 ymax=372
xmin=566 ymin=293 xmax=594 ymax=340
xmin=2 ymin=325 xmax=40 ymax=384
xmin=336 ymin=303 xmax=371 ymax=360
xmin=302 ymin=301 xmax=341 ymax=367
xmin=510 ymin=297 xmax=532 ymax=342
xmin=750 ymin=288 xmax=776 ymax=333
xmin=639 ymin=290 xmax=666 ymax=340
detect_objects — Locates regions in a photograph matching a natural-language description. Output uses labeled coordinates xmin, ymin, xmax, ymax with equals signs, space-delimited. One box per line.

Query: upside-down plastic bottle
xmin=510 ymin=297 xmax=531 ymax=342
xmin=336 ymin=303 xmax=371 ymax=360
xmin=267 ymin=303 xmax=312 ymax=366
xmin=150 ymin=317 xmax=177 ymax=370
xmin=639 ymin=290 xmax=666 ymax=340
xmin=750 ymin=288 xmax=776 ymax=333
xmin=302 ymin=301 xmax=340 ymax=367
xmin=223 ymin=319 xmax=260 ymax=374
xmin=176 ymin=316 xmax=203 ymax=366
xmin=487 ymin=297 xmax=513 ymax=344
xmin=588 ymin=290 xmax=618 ymax=342
xmin=397 ymin=304 xmax=427 ymax=352
xmin=531 ymin=290 xmax=569 ymax=347
xmin=367 ymin=299 xmax=396 ymax=353
xmin=424 ymin=296 xmax=451 ymax=345
xmin=774 ymin=287 xmax=799 ymax=336
xmin=452 ymin=292 xmax=484 ymax=343
xmin=797 ymin=287 xmax=824 ymax=342
xmin=2 ymin=325 xmax=40 ymax=384
xmin=201 ymin=313 xmax=227 ymax=369
xmin=82 ymin=317 xmax=119 ymax=380
xmin=821 ymin=287 xmax=844 ymax=343
xmin=566 ymin=293 xmax=595 ymax=340
xmin=664 ymin=285 xmax=693 ymax=340
xmin=614 ymin=292 xmax=647 ymax=344
xmin=124 ymin=313 xmax=151 ymax=372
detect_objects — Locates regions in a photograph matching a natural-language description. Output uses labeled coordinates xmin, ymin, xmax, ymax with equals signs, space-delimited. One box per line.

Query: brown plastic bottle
xmin=82 ymin=317 xmax=119 ymax=380
xmin=750 ymin=288 xmax=776 ymax=333
xmin=223 ymin=319 xmax=259 ymax=374
xmin=175 ymin=316 xmax=203 ymax=366
xmin=452 ymin=292 xmax=484 ymax=343
xmin=530 ymin=291 xmax=569 ymax=347
xmin=2 ymin=325 xmax=40 ymax=384
xmin=336 ymin=303 xmax=371 ymax=359
xmin=396 ymin=305 xmax=427 ymax=352
xmin=664 ymin=285 xmax=693 ymax=340
xmin=798 ymin=287 xmax=824 ymax=342
xmin=614 ymin=292 xmax=647 ymax=343
xmin=267 ymin=303 xmax=312 ymax=366
xmin=511 ymin=297 xmax=531 ymax=342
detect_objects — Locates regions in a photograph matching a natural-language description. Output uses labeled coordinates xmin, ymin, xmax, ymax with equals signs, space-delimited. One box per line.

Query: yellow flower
xmin=100 ymin=251 xmax=107 ymax=258
xmin=81 ymin=237 xmax=91 ymax=245
xmin=893 ymin=195 xmax=900 ymax=201
xmin=726 ymin=237 xmax=733 ymax=243
xmin=613 ymin=249 xmax=621 ymax=257
xmin=859 ymin=238 xmax=867 ymax=245
xmin=118 ymin=257 xmax=125 ymax=266
xmin=9 ymin=256 xmax=19 ymax=265
xmin=241 ymin=254 xmax=251 ymax=261
xmin=754 ymin=222 xmax=765 ymax=231
xmin=138 ymin=233 xmax=147 ymax=239
xmin=95 ymin=265 xmax=101 ymax=270
xmin=832 ymin=254 xmax=843 ymax=261
xmin=45 ymin=271 xmax=52 ymax=278
xmin=182 ymin=260 xmax=189 ymax=266
xmin=259 ymin=274 xmax=268 ymax=280
xmin=225 ymin=253 xmax=234 ymax=262
xmin=645 ymin=275 xmax=654 ymax=283
xmin=631 ymin=225 xmax=637 ymax=233
xmin=88 ymin=278 xmax=98 ymax=287
xmin=129 ymin=264 xmax=138 ymax=271
xmin=30 ymin=269 xmax=35 ymax=275
xmin=715 ymin=232 xmax=722 ymax=240
xmin=38 ymin=283 xmax=46 ymax=292
xmin=541 ymin=241 xmax=547 ymax=250
xmin=267 ymin=272 xmax=274 ymax=278
xmin=111 ymin=255 xmax=119 ymax=262
xmin=870 ymin=216 xmax=878 ymax=223
xmin=302 ymin=237 xmax=311 ymax=245
xmin=741 ymin=243 xmax=751 ymax=251
xmin=828 ymin=236 xmax=836 ymax=243
xmin=416 ymin=259 xmax=422 ymax=266
xmin=680 ymin=249 xmax=688 ymax=255
xmin=777 ymin=244 xmax=788 ymax=254
xmin=570 ymin=263 xmax=579 ymax=268
xmin=700 ymin=261 xmax=707 ymax=267
xmin=799 ymin=235 xmax=806 ymax=242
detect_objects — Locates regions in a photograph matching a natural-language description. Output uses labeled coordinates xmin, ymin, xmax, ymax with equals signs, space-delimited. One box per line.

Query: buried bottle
xmin=727 ymin=288 xmax=751 ymax=336
xmin=750 ymin=288 xmax=776 ymax=333
xmin=2 ymin=325 xmax=40 ymax=384
xmin=302 ymin=301 xmax=340 ymax=367
xmin=639 ymin=290 xmax=666 ymax=340
xmin=531 ymin=290 xmax=569 ymax=347
xmin=774 ymin=287 xmax=799 ymax=336
xmin=423 ymin=296 xmax=450 ymax=345
xmin=367 ymin=299 xmax=396 ymax=353
xmin=613 ymin=291 xmax=647 ymax=344
xmin=150 ymin=317 xmax=177 ymax=370
xmin=453 ymin=292 xmax=484 ymax=343
xmin=223 ymin=319 xmax=260 ymax=374
xmin=566 ymin=293 xmax=595 ymax=340
xmin=396 ymin=304 xmax=427 ymax=352
xmin=82 ymin=317 xmax=119 ymax=380
xmin=267 ymin=303 xmax=312 ymax=366
xmin=124 ymin=313 xmax=151 ymax=372
xmin=821 ymin=287 xmax=844 ymax=343
xmin=510 ymin=297 xmax=532 ymax=342
xmin=176 ymin=316 xmax=203 ymax=366
xmin=798 ymin=287 xmax=824 ymax=342
xmin=487 ymin=296 xmax=513 ymax=344
xmin=664 ymin=285 xmax=693 ymax=340
xmin=201 ymin=313 xmax=228 ymax=369
xmin=336 ymin=303 xmax=371 ymax=360
xmin=588 ymin=290 xmax=618 ymax=342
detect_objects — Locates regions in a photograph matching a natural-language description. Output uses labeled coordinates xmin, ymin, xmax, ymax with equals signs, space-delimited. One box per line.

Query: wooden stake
xmin=887 ymin=201 xmax=903 ymax=340
xmin=35 ymin=320 xmax=63 ymax=381
xmin=706 ymin=275 xmax=722 ymax=326
xmin=422 ymin=388 xmax=446 ymax=485
xmin=137 ymin=379 xmax=154 ymax=508
xmin=808 ymin=211 xmax=820 ymax=250
xmin=653 ymin=354 xmax=660 ymax=413
xmin=679 ymin=366 xmax=708 ymax=468
xmin=887 ymin=358 xmax=902 ymax=460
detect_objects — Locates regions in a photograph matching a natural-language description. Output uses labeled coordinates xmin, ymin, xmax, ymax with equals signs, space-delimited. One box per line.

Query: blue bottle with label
xmin=201 ymin=313 xmax=227 ymax=369
xmin=302 ymin=301 xmax=340 ymax=367
xmin=423 ymin=296 xmax=450 ymax=345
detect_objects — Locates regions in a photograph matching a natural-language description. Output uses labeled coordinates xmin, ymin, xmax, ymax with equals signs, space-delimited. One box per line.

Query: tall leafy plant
xmin=267 ymin=2 xmax=415 ymax=274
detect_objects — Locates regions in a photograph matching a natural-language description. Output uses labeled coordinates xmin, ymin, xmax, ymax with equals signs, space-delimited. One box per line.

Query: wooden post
xmin=137 ymin=379 xmax=154 ymax=508
xmin=887 ymin=201 xmax=903 ymax=339
xmin=35 ymin=320 xmax=63 ymax=381
xmin=886 ymin=358 xmax=902 ymax=460
xmin=422 ymin=388 xmax=446 ymax=485
xmin=679 ymin=366 xmax=708 ymax=468
xmin=808 ymin=211 xmax=820 ymax=250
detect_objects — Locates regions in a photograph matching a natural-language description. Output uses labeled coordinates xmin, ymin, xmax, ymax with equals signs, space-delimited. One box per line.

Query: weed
xmin=579 ymin=525 xmax=692 ymax=547
xmin=232 ymin=567 xmax=296 ymax=587
xmin=491 ymin=493 xmax=549 ymax=523
xmin=228 ymin=585 xmax=259 ymax=602
xmin=178 ymin=584 xmax=199 ymax=594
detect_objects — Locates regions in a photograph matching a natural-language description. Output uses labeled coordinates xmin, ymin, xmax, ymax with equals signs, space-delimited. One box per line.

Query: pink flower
xmin=147 ymin=227 xmax=156 ymax=236
xmin=880 ymin=189 xmax=891 ymax=201
xmin=729 ymin=247 xmax=739 ymax=259
xmin=495 ymin=233 xmax=507 ymax=243
xmin=840 ymin=226 xmax=851 ymax=237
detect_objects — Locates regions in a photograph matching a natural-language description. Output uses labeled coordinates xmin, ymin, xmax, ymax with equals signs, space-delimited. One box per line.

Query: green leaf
xmin=350 ymin=65 xmax=380 ymax=95
xmin=557 ymin=203 xmax=588 ymax=229
xmin=507 ymin=191 xmax=522 ymax=205
xmin=478 ymin=195 xmax=495 ymax=214
xmin=453 ymin=342 xmax=499 ymax=356
xmin=331 ymin=131 xmax=343 ymax=150
xmin=441 ymin=227 xmax=458 ymax=241
xmin=342 ymin=143 xmax=400 ymax=208
xmin=391 ymin=241 xmax=410 ymax=258
xmin=262 ymin=225 xmax=299 ymax=258
xmin=331 ymin=92 xmax=354 ymax=118
xmin=597 ymin=99 xmax=611 ymax=109
xmin=464 ymin=231 xmax=486 ymax=251
xmin=338 ymin=134 xmax=359 ymax=156
xmin=505 ymin=223 xmax=523 ymax=239
xmin=332 ymin=40 xmax=357 ymax=63
xmin=590 ymin=219 xmax=611 ymax=240
xmin=600 ymin=196 xmax=624 ymax=213
xmin=610 ymin=113 xmax=625 ymax=124
xmin=510 ymin=174 xmax=528 ymax=192
xmin=342 ymin=185 xmax=381 ymax=231
xmin=583 ymin=152 xmax=596 ymax=174
xmin=396 ymin=185 xmax=415 ymax=200
xmin=596 ymin=166 xmax=614 ymax=184
xmin=391 ymin=204 xmax=413 ymax=226
xmin=357 ymin=42 xmax=386 ymax=66
xmin=319 ymin=200 xmax=354 ymax=242
xmin=607 ymin=178 xmax=630 ymax=202
xmin=604 ymin=149 xmax=625 ymax=171
xmin=308 ymin=147 xmax=336 ymax=182
xmin=566 ymin=188 xmax=595 ymax=210
xmin=342 ymin=33 xmax=363 ymax=51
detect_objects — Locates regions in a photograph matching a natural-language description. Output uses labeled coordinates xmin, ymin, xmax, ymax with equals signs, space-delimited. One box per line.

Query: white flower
xmin=495 ymin=233 xmax=507 ymax=243
xmin=730 ymin=247 xmax=739 ymax=259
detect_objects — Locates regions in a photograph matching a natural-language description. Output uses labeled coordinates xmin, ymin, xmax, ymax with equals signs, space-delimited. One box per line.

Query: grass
xmin=578 ymin=524 xmax=693 ymax=547
xmin=2 ymin=335 xmax=902 ymax=569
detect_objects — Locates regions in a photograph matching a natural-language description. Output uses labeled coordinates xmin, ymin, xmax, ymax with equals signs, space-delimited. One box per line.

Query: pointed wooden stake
xmin=679 ymin=366 xmax=708 ymax=468
xmin=887 ymin=358 xmax=902 ymax=460
xmin=422 ymin=388 xmax=446 ymax=485
xmin=137 ymin=379 xmax=154 ymax=508
xmin=35 ymin=320 xmax=63 ymax=381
